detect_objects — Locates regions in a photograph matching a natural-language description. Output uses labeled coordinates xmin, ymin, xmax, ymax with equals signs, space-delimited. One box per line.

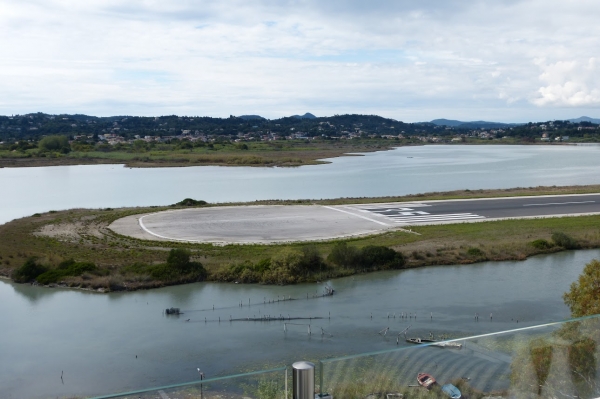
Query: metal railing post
xmin=292 ymin=361 xmax=314 ymax=399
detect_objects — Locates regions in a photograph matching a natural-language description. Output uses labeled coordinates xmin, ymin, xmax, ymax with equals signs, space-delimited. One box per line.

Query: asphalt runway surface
xmin=109 ymin=193 xmax=600 ymax=244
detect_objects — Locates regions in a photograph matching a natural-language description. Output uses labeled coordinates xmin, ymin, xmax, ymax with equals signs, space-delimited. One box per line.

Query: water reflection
xmin=2 ymin=249 xmax=600 ymax=399
xmin=6 ymin=279 xmax=79 ymax=304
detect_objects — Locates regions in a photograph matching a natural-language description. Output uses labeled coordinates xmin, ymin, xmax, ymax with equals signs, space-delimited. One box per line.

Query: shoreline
xmin=1 ymin=185 xmax=599 ymax=292
xmin=0 ymin=141 xmax=583 ymax=169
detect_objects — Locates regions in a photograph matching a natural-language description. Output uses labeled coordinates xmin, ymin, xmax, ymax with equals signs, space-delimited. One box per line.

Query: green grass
xmin=1 ymin=195 xmax=599 ymax=291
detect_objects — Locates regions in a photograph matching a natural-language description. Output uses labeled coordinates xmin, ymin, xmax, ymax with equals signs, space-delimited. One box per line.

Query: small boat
xmin=165 ymin=307 xmax=182 ymax=315
xmin=441 ymin=384 xmax=462 ymax=399
xmin=417 ymin=373 xmax=436 ymax=389
xmin=407 ymin=337 xmax=436 ymax=344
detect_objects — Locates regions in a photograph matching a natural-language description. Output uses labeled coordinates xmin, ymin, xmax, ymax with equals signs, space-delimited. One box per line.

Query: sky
xmin=1 ymin=0 xmax=599 ymax=122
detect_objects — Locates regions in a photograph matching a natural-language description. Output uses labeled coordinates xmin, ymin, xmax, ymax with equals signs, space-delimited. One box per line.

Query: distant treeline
xmin=1 ymin=112 xmax=598 ymax=142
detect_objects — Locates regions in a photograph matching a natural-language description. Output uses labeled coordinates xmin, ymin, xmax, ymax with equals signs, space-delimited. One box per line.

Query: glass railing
xmin=90 ymin=315 xmax=600 ymax=399
xmin=318 ymin=314 xmax=600 ymax=399
xmin=88 ymin=366 xmax=289 ymax=399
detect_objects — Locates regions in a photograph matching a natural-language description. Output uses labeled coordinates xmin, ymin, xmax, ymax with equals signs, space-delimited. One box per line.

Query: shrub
xmin=360 ymin=246 xmax=405 ymax=269
xmin=297 ymin=245 xmax=324 ymax=273
xmin=174 ymin=198 xmax=207 ymax=206
xmin=327 ymin=242 xmax=361 ymax=268
xmin=38 ymin=135 xmax=71 ymax=154
xmin=36 ymin=259 xmax=98 ymax=284
xmin=36 ymin=270 xmax=66 ymax=285
xmin=12 ymin=258 xmax=48 ymax=283
xmin=552 ymin=232 xmax=579 ymax=249
xmin=466 ymin=247 xmax=485 ymax=257
xmin=166 ymin=249 xmax=207 ymax=279
xmin=530 ymin=239 xmax=553 ymax=250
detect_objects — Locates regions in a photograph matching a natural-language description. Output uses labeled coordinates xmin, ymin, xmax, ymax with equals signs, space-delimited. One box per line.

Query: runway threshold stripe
xmin=389 ymin=214 xmax=485 ymax=221
xmin=323 ymin=206 xmax=390 ymax=226
xmin=390 ymin=215 xmax=485 ymax=221
xmin=387 ymin=213 xmax=479 ymax=218
xmin=392 ymin=216 xmax=485 ymax=223
xmin=392 ymin=214 xmax=485 ymax=220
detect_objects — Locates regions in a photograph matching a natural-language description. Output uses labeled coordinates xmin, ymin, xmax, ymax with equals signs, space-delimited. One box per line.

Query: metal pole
xmin=292 ymin=361 xmax=314 ymax=399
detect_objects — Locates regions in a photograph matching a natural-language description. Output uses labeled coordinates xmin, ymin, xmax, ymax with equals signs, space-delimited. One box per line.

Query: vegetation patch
xmin=551 ymin=231 xmax=580 ymax=249
xmin=529 ymin=238 xmax=553 ymax=250
xmin=1 ymin=189 xmax=600 ymax=292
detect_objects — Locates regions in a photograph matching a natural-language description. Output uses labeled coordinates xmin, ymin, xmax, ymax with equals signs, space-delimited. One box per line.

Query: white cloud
xmin=1 ymin=0 xmax=600 ymax=121
xmin=533 ymin=58 xmax=600 ymax=107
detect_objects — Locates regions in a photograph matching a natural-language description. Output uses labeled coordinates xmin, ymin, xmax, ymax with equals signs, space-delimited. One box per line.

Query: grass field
xmin=1 ymin=185 xmax=599 ymax=291
xmin=0 ymin=139 xmax=403 ymax=168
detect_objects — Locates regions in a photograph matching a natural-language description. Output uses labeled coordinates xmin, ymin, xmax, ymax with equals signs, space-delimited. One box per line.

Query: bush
xmin=360 ymin=245 xmax=405 ymax=269
xmin=466 ymin=247 xmax=485 ymax=257
xmin=12 ymin=258 xmax=48 ymax=283
xmin=38 ymin=135 xmax=71 ymax=154
xmin=552 ymin=232 xmax=579 ymax=249
xmin=327 ymin=243 xmax=404 ymax=270
xmin=174 ymin=198 xmax=207 ymax=206
xmin=166 ymin=248 xmax=207 ymax=279
xmin=327 ymin=242 xmax=361 ymax=268
xmin=530 ymin=239 xmax=553 ymax=250
xmin=36 ymin=259 xmax=98 ymax=284
xmin=297 ymin=245 xmax=324 ymax=273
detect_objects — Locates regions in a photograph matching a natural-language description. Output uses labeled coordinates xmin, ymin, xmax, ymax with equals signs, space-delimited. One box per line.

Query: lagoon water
xmin=2 ymin=249 xmax=600 ymax=398
xmin=1 ymin=144 xmax=600 ymax=224
xmin=2 ymin=144 xmax=600 ymax=398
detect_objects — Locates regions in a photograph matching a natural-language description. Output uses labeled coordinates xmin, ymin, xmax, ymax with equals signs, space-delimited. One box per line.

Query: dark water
xmin=1 ymin=144 xmax=600 ymax=224
xmin=1 ymin=249 xmax=599 ymax=398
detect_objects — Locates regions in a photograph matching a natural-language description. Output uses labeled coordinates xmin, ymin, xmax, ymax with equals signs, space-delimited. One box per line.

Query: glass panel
xmin=319 ymin=315 xmax=600 ymax=399
xmin=88 ymin=367 xmax=288 ymax=399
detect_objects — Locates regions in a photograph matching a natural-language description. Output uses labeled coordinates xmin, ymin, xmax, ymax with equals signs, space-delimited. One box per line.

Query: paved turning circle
xmin=109 ymin=205 xmax=397 ymax=244
xmin=109 ymin=194 xmax=600 ymax=244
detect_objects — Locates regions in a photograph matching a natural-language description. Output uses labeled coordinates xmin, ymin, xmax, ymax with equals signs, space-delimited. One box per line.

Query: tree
xmin=327 ymin=242 xmax=360 ymax=268
xmin=563 ymin=259 xmax=600 ymax=317
xmin=11 ymin=257 xmax=48 ymax=283
xmin=38 ymin=135 xmax=71 ymax=153
xmin=167 ymin=248 xmax=192 ymax=272
xmin=360 ymin=245 xmax=405 ymax=269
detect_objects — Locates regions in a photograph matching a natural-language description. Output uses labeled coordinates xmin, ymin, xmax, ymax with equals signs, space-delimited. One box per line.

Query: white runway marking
xmin=523 ymin=200 xmax=595 ymax=207
xmin=388 ymin=213 xmax=486 ymax=224
xmin=323 ymin=206 xmax=390 ymax=226
xmin=139 ymin=215 xmax=192 ymax=241
xmin=358 ymin=205 xmax=486 ymax=224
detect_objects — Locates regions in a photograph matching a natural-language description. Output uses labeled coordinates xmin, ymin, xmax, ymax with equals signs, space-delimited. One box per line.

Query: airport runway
xmin=356 ymin=193 xmax=600 ymax=225
xmin=109 ymin=193 xmax=600 ymax=244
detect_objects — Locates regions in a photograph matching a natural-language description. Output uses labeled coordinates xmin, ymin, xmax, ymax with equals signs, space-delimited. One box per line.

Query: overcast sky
xmin=1 ymin=0 xmax=599 ymax=122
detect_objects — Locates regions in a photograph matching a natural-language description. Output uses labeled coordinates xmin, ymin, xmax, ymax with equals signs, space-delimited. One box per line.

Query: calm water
xmin=2 ymin=144 xmax=600 ymax=398
xmin=1 ymin=249 xmax=599 ymax=398
xmin=1 ymin=144 xmax=600 ymax=224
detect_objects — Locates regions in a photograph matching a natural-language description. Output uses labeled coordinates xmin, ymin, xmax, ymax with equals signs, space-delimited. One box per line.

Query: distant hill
xmin=429 ymin=119 xmax=464 ymax=127
xmin=430 ymin=119 xmax=522 ymax=129
xmin=238 ymin=115 xmax=265 ymax=121
xmin=291 ymin=113 xmax=317 ymax=119
xmin=569 ymin=116 xmax=600 ymax=124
